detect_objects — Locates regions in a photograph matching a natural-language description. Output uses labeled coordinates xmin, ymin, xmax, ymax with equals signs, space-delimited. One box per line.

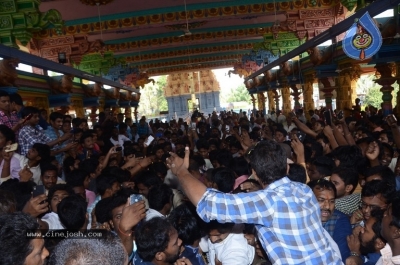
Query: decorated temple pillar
xmin=250 ymin=94 xmax=256 ymax=111
xmin=290 ymin=83 xmax=302 ymax=111
xmin=89 ymin=107 xmax=97 ymax=125
xmin=267 ymin=91 xmax=275 ymax=112
xmin=281 ymin=86 xmax=292 ymax=115
xmin=257 ymin=93 xmax=266 ymax=112
xmin=272 ymin=89 xmax=280 ymax=111
xmin=303 ymin=72 xmax=316 ymax=116
xmin=72 ymin=99 xmax=85 ymax=118
xmin=336 ymin=64 xmax=361 ymax=115
xmin=375 ymin=63 xmax=397 ymax=116
xmin=318 ymin=77 xmax=337 ymax=110
xmin=124 ymin=107 xmax=132 ymax=119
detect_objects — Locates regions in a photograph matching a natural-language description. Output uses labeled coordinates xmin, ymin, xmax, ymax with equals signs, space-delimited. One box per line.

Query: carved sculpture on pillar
xmin=267 ymin=91 xmax=275 ymax=113
xmin=375 ymin=63 xmax=396 ymax=116
xmin=0 ymin=58 xmax=19 ymax=87
xmin=90 ymin=107 xmax=98 ymax=124
xmin=272 ymin=89 xmax=281 ymax=111
xmin=49 ymin=74 xmax=74 ymax=94
xmin=250 ymin=94 xmax=256 ymax=110
xmin=290 ymin=83 xmax=302 ymax=111
xmin=337 ymin=64 xmax=361 ymax=115
xmin=319 ymin=77 xmax=337 ymax=110
xmin=257 ymin=93 xmax=266 ymax=113
xmin=303 ymin=72 xmax=316 ymax=117
xmin=72 ymin=100 xmax=85 ymax=118
xmin=281 ymin=86 xmax=292 ymax=115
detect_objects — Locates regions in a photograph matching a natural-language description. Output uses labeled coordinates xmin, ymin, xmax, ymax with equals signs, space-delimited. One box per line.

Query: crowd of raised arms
xmin=0 ymin=90 xmax=399 ymax=265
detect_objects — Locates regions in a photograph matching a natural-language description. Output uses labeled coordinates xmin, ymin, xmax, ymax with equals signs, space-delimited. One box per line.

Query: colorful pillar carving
xmin=272 ymin=89 xmax=281 ymax=111
xmin=290 ymin=83 xmax=302 ymax=111
xmin=281 ymin=86 xmax=292 ymax=115
xmin=303 ymin=72 xmax=316 ymax=116
xmin=257 ymin=93 xmax=266 ymax=112
xmin=250 ymin=94 xmax=256 ymax=111
xmin=336 ymin=64 xmax=361 ymax=114
xmin=375 ymin=63 xmax=396 ymax=116
xmin=318 ymin=77 xmax=337 ymax=110
xmin=267 ymin=91 xmax=275 ymax=112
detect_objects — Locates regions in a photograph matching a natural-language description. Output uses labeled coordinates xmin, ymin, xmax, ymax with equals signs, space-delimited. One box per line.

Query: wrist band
xmin=350 ymin=252 xmax=361 ymax=258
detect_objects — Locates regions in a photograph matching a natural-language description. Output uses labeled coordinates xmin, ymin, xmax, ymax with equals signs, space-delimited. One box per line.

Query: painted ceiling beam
xmin=245 ymin=0 xmax=400 ymax=80
xmin=64 ymin=0 xmax=290 ymax=26
xmin=0 ymin=44 xmax=139 ymax=93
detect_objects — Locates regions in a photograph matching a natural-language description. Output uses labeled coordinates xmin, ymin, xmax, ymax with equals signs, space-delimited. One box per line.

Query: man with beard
xmin=309 ymin=179 xmax=353 ymax=261
xmin=347 ymin=210 xmax=386 ymax=265
xmin=134 ymin=217 xmax=190 ymax=265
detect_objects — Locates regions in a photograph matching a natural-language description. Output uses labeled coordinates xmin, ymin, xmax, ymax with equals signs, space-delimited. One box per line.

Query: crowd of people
xmin=0 ymin=89 xmax=399 ymax=265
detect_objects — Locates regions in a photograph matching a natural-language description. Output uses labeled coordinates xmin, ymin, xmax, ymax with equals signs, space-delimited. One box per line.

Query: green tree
xmin=138 ymin=75 xmax=168 ymax=116
xmin=362 ymin=75 xmax=399 ymax=109
xmin=224 ymin=84 xmax=251 ymax=104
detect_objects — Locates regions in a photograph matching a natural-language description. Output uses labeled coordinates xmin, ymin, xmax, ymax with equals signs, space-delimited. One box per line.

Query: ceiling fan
xmin=179 ymin=0 xmax=192 ymax=37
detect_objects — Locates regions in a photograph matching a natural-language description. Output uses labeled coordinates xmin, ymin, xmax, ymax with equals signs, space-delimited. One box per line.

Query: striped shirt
xmin=196 ymin=177 xmax=343 ymax=265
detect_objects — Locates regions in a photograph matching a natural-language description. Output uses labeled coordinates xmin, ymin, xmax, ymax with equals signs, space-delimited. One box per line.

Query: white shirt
xmin=145 ymin=208 xmax=164 ymax=221
xmin=208 ymin=233 xmax=255 ymax=265
xmin=41 ymin=212 xmax=65 ymax=230
xmin=110 ymin=135 xmax=131 ymax=149
xmin=12 ymin=153 xmax=41 ymax=184
xmin=376 ymin=244 xmax=400 ymax=265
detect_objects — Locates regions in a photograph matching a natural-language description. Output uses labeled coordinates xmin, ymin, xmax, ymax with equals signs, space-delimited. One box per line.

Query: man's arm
xmin=292 ymin=118 xmax=317 ymax=138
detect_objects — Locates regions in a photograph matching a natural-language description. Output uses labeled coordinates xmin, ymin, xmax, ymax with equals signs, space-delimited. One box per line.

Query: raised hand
xmin=22 ymin=194 xmax=49 ymax=218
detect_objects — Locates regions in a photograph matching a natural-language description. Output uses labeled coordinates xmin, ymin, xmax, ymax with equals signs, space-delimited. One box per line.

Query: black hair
xmin=0 ymin=124 xmax=15 ymax=144
xmin=147 ymin=184 xmax=173 ymax=211
xmin=308 ymin=178 xmax=337 ymax=198
xmin=216 ymin=149 xmax=233 ymax=168
xmin=149 ymin=162 xmax=168 ymax=178
xmin=48 ymin=184 xmax=74 ymax=202
xmin=229 ymin=157 xmax=250 ymax=177
xmin=79 ymin=158 xmax=99 ymax=175
xmin=381 ymin=142 xmax=394 ymax=159
xmin=390 ymin=191 xmax=400 ymax=229
xmin=248 ymin=140 xmax=287 ymax=185
xmin=72 ymin=118 xmax=81 ymax=127
xmin=58 ymin=195 xmax=87 ymax=230
xmin=288 ymin=163 xmax=307 ymax=184
xmin=364 ymin=166 xmax=396 ymax=187
xmin=95 ymin=194 xmax=128 ymax=224
xmin=0 ymin=190 xmax=16 ymax=214
xmin=206 ymin=220 xmax=235 ymax=234
xmin=101 ymin=166 xmax=131 ymax=184
xmin=32 ymin=143 xmax=51 ymax=161
xmin=361 ymin=180 xmax=395 ymax=204
xmin=196 ymin=139 xmax=209 ymax=150
xmin=21 ymin=106 xmax=39 ymax=119
xmin=0 ymin=212 xmax=39 ymax=265
xmin=135 ymin=217 xmax=174 ymax=261
xmin=80 ymin=132 xmax=93 ymax=144
xmin=49 ymin=112 xmax=64 ymax=122
xmin=332 ymin=166 xmax=359 ymax=194
xmin=168 ymin=203 xmax=203 ymax=245
xmin=9 ymin=93 xmax=23 ymax=106
xmin=63 ymin=156 xmax=78 ymax=175
xmin=330 ymin=145 xmax=364 ymax=171
xmin=316 ymin=133 xmax=330 ymax=144
xmin=275 ymin=128 xmax=288 ymax=137
xmin=312 ymin=156 xmax=335 ymax=177
xmin=133 ymin=171 xmax=162 ymax=188
xmin=0 ymin=91 xmax=9 ymax=98
xmin=370 ymin=209 xmax=387 ymax=244
xmin=40 ymin=163 xmax=58 ymax=176
xmin=211 ymin=168 xmax=236 ymax=193
xmin=96 ymin=174 xmax=119 ymax=196
xmin=0 ymin=179 xmax=35 ymax=211
xmin=65 ymin=170 xmax=87 ymax=188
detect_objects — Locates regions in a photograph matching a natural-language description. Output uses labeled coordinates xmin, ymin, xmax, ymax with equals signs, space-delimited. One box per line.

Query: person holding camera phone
xmin=110 ymin=127 xmax=131 ymax=153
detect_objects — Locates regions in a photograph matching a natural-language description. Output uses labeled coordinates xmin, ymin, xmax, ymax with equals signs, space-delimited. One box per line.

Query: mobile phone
xmin=144 ymin=135 xmax=154 ymax=146
xmin=296 ymin=131 xmax=306 ymax=142
xmin=337 ymin=110 xmax=344 ymax=120
xmin=324 ymin=110 xmax=332 ymax=126
xmin=25 ymin=113 xmax=33 ymax=120
xmin=386 ymin=114 xmax=397 ymax=125
xmin=32 ymin=185 xmax=46 ymax=198
xmin=191 ymin=122 xmax=196 ymax=130
xmin=115 ymin=146 xmax=122 ymax=152
xmin=129 ymin=194 xmax=144 ymax=204
xmin=225 ymin=125 xmax=230 ymax=132
xmin=4 ymin=143 xmax=18 ymax=153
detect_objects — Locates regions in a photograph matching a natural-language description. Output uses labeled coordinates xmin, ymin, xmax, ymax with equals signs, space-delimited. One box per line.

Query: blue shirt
xmin=196 ymin=177 xmax=342 ymax=265
xmin=363 ymin=252 xmax=381 ymax=265
xmin=323 ymin=209 xmax=352 ymax=261
xmin=44 ymin=127 xmax=65 ymax=165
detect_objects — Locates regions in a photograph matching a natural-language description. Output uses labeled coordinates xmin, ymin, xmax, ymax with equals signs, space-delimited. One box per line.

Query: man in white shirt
xmin=110 ymin=127 xmax=130 ymax=152
xmin=145 ymin=184 xmax=172 ymax=221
